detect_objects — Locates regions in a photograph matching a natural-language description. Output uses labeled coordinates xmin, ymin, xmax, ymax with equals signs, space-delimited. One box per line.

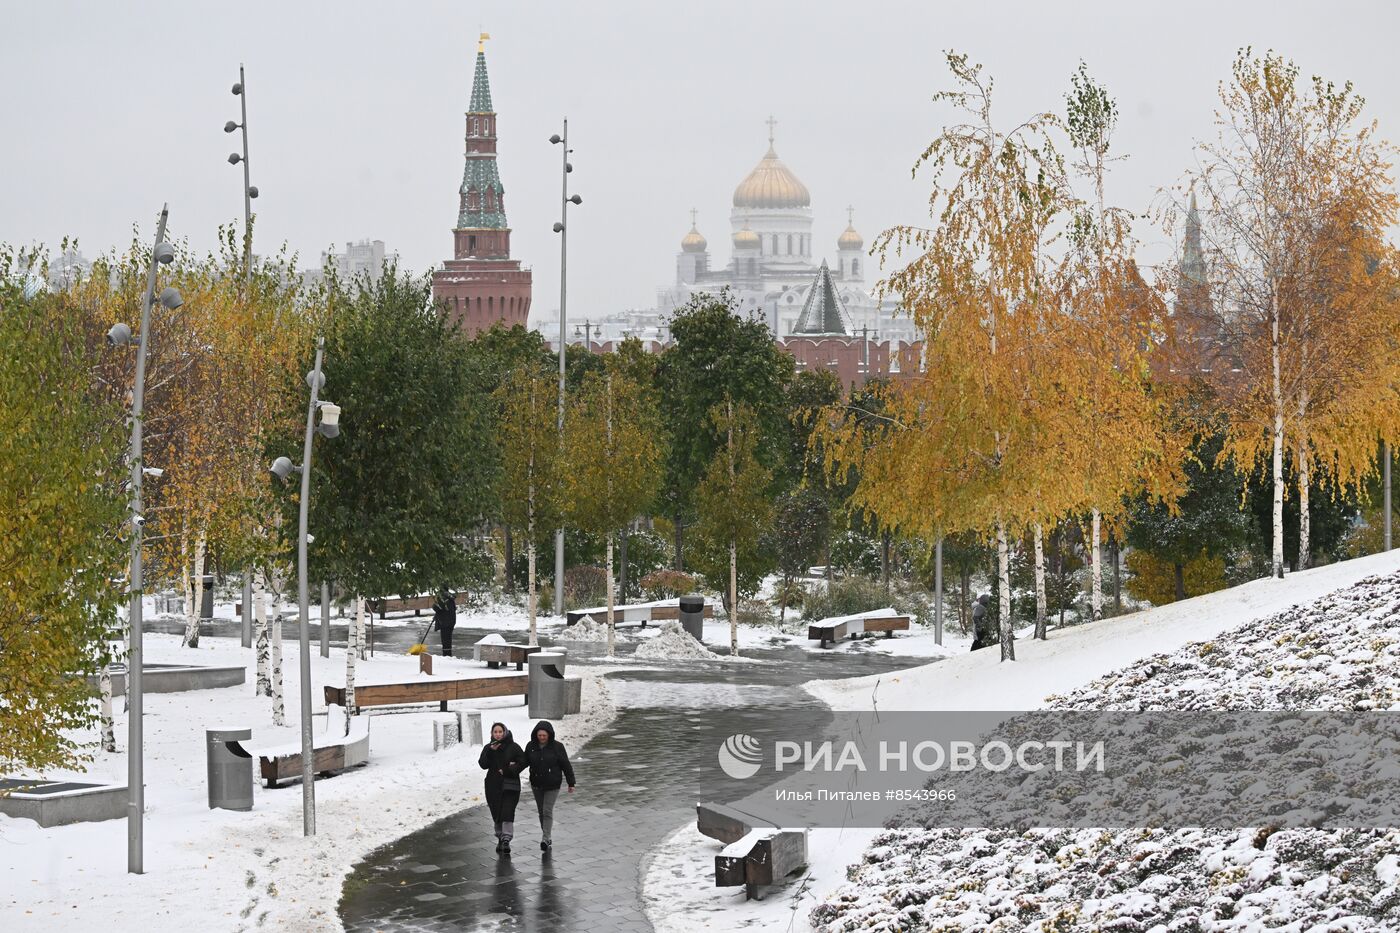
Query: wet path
xmin=335 ymin=647 xmax=929 ymax=932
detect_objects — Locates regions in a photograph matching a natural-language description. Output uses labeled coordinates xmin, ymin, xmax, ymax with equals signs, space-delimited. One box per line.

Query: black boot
xmin=541 ymin=840 xmax=551 ymax=851
xmin=494 ymin=836 xmax=503 ymax=853
xmin=501 ymin=839 xmax=511 ymax=856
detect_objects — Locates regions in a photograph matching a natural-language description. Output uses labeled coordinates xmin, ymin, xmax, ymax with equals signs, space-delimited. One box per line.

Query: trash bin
xmin=206 ymin=728 xmax=253 ymax=811
xmin=679 ymin=595 xmax=705 ymax=642
xmin=200 ymin=574 xmax=215 ymax=621
xmin=528 ymin=650 xmax=581 ymax=719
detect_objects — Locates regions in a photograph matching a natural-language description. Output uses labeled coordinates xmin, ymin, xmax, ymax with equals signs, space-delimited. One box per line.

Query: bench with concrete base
xmin=324 ymin=674 xmax=529 ymax=713
xmin=565 ymin=597 xmax=715 ymax=628
xmin=475 ymin=643 xmax=540 ymax=671
xmin=366 ymin=595 xmax=436 ymax=618
xmin=697 ymin=802 xmax=809 ymax=900
xmin=254 ymin=713 xmax=370 ymax=788
xmin=807 ymin=608 xmax=911 ymax=648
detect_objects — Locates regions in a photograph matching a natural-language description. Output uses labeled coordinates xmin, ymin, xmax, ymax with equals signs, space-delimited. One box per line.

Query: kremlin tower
xmin=432 ymin=34 xmax=532 ymax=335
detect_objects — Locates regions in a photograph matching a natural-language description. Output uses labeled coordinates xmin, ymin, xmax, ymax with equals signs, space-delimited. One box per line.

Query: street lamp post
xmin=550 ymin=121 xmax=582 ymax=617
xmin=226 ymin=65 xmax=259 ymax=276
xmin=269 ymin=337 xmax=340 ymax=836
xmin=107 ymin=204 xmax=183 ymax=875
xmin=227 ymin=66 xmax=259 ymax=649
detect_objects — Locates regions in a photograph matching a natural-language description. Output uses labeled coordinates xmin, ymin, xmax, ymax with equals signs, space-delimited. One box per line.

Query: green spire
xmin=469 ymin=49 xmax=493 ymax=113
xmin=793 ymin=261 xmax=850 ymax=336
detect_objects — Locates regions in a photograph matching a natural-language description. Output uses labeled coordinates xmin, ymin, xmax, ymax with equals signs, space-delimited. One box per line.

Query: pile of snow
xmin=632 ymin=621 xmax=716 ymax=661
xmin=555 ymin=614 xmax=617 ymax=642
xmin=810 ymin=570 xmax=1400 ymax=932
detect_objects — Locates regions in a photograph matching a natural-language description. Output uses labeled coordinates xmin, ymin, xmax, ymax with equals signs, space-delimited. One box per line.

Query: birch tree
xmin=496 ymin=367 xmax=564 ymax=646
xmin=563 ymin=365 xmax=663 ymax=657
xmin=822 ymin=53 xmax=1073 ymax=661
xmin=1176 ymin=50 xmax=1399 ymax=577
xmin=694 ymin=399 xmax=774 ymax=656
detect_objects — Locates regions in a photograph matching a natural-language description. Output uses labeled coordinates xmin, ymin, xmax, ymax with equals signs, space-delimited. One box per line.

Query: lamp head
xmin=269 ymin=456 xmax=298 ymax=483
xmin=552 ymin=222 xmax=564 ymax=233
xmin=569 ymin=194 xmax=582 ymax=205
xmin=549 ymin=134 xmax=562 ymax=145
xmin=248 ymin=186 xmax=259 ymax=199
xmin=153 ymin=243 xmax=175 ymax=265
xmin=224 ymin=120 xmax=239 ymax=133
xmin=565 ymin=162 xmax=573 ymax=174
xmin=232 ymin=82 xmax=243 ymax=95
xmin=228 ymin=152 xmax=242 ymax=165
xmin=158 ymin=287 xmax=183 ymax=310
xmin=317 ymin=402 xmax=341 ymax=438
xmin=106 ymin=322 xmax=134 ymax=347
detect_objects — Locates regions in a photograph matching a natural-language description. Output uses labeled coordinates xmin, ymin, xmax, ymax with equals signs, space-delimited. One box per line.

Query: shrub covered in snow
xmin=811 ymin=571 xmax=1400 ymax=931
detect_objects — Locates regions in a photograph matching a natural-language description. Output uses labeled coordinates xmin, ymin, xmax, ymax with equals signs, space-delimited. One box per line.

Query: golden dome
xmin=733 ymin=145 xmax=810 ymax=209
xmin=680 ymin=224 xmax=707 ymax=253
xmin=732 ymin=225 xmax=761 ymax=250
xmin=837 ymin=223 xmax=864 ymax=251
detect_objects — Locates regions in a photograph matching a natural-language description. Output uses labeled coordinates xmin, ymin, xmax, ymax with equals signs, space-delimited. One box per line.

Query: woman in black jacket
xmin=523 ymin=720 xmax=576 ymax=851
xmin=478 ymin=722 xmax=525 ymax=854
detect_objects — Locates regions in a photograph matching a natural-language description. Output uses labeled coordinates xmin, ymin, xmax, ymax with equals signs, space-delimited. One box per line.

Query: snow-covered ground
xmin=3 ymin=627 xmax=614 ymax=932
xmin=642 ymin=549 xmax=1400 ymax=932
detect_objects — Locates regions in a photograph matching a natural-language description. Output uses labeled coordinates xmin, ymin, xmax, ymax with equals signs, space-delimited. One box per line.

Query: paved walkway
xmin=337 ymin=651 xmax=919 ymax=932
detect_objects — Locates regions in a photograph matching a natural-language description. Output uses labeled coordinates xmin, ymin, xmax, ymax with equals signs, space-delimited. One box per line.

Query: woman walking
xmin=478 ymin=722 xmax=524 ymax=855
xmin=524 ymin=720 xmax=576 ymax=851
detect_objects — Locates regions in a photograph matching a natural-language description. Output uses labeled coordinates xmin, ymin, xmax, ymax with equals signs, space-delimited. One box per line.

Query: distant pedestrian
xmin=479 ymin=722 xmax=525 ymax=855
xmin=524 ymin=720 xmax=576 ymax=851
xmin=971 ymin=594 xmax=993 ymax=651
xmin=433 ymin=586 xmax=457 ymax=656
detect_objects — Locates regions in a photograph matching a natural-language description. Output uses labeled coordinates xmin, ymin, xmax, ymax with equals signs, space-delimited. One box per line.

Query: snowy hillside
xmin=810 ymin=570 xmax=1400 ymax=931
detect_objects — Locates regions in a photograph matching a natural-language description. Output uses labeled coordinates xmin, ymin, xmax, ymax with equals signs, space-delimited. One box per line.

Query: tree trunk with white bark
xmin=730 ymin=540 xmax=739 ymax=657
xmin=997 ymin=521 xmax=1015 ymax=661
xmin=1272 ymin=292 xmax=1286 ymax=579
xmin=346 ymin=596 xmax=361 ymax=721
xmin=1090 ymin=510 xmax=1103 ymax=622
xmin=1033 ymin=524 xmax=1048 ymax=640
xmin=254 ymin=568 xmax=270 ymax=696
xmin=183 ymin=531 xmax=206 ymax=648
xmin=606 ymin=534 xmax=616 ymax=658
xmin=99 ymin=665 xmax=115 ymax=752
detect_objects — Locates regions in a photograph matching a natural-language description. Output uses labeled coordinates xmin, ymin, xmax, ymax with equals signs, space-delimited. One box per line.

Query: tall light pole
xmin=226 ymin=65 xmax=259 ymax=276
xmin=550 ymin=121 xmax=581 ymax=617
xmin=269 ymin=338 xmax=341 ymax=836
xmin=107 ymin=205 xmax=183 ymax=874
xmin=228 ymin=66 xmax=259 ymax=649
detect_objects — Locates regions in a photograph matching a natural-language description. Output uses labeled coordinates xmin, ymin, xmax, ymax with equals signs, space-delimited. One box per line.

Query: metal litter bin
xmin=206 ymin=728 xmax=253 ymax=811
xmin=528 ymin=650 xmax=581 ymax=719
xmin=679 ymin=595 xmax=705 ymax=642
xmin=200 ymin=574 xmax=215 ymax=621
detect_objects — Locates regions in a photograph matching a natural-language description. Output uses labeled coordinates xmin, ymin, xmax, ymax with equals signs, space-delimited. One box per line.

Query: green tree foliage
xmin=772 ymin=487 xmax=827 ymax=622
xmin=0 ymin=254 xmax=126 ymax=773
xmin=658 ymin=292 xmax=794 ymax=567
xmin=1127 ymin=427 xmax=1250 ymax=601
xmin=295 ymin=267 xmax=494 ymax=601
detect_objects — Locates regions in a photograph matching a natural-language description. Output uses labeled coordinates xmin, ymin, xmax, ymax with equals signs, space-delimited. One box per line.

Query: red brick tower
xmin=433 ymin=35 xmax=532 ymax=335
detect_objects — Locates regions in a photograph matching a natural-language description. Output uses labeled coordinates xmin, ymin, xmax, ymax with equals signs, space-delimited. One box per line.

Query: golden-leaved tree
xmin=496 ymin=366 xmax=564 ymax=646
xmin=822 ymin=53 xmax=1077 ymax=661
xmin=1179 ymin=50 xmax=1400 ymax=577
xmin=563 ymin=363 xmax=663 ymax=657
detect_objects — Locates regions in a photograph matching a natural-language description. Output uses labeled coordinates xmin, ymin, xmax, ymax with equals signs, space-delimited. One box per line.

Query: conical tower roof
xmin=469 ymin=42 xmax=493 ymax=113
xmin=792 ymin=261 xmax=850 ymax=335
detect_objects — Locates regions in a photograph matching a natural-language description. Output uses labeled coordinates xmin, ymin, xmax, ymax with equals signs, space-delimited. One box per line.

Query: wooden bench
xmin=324 ymin=674 xmax=529 ymax=713
xmin=808 ymin=611 xmax=910 ymax=648
xmin=697 ymin=801 xmax=808 ymax=900
xmin=565 ymin=598 xmax=715 ymax=628
xmin=366 ymin=595 xmax=436 ymax=619
xmin=255 ymin=717 xmax=370 ymax=788
xmin=475 ymin=643 xmax=540 ymax=671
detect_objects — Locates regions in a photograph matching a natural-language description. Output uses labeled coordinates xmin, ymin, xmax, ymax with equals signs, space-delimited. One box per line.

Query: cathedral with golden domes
xmin=656 ymin=121 xmax=916 ymax=347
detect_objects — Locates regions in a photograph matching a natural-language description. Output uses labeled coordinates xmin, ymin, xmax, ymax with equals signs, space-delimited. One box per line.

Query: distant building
xmin=431 ymin=34 xmax=533 ymax=336
xmin=46 ymin=247 xmax=92 ymax=290
xmin=303 ymin=239 xmax=399 ymax=288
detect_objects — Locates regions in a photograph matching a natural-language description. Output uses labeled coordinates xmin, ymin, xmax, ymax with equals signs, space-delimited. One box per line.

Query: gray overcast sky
xmin=4 ymin=0 xmax=1398 ymax=324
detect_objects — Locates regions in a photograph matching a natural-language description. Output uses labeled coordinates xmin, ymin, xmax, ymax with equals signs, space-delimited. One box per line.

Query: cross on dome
xmin=765 ymin=115 xmax=778 ymax=146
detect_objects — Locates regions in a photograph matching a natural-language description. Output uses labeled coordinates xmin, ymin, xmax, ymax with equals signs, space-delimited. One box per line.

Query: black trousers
xmin=439 ymin=623 xmax=455 ymax=656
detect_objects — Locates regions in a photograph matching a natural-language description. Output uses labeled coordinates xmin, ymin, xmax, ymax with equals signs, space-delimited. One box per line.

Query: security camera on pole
xmin=268 ymin=337 xmax=341 ymax=836
xmin=549 ymin=121 xmax=582 ymax=617
xmin=106 ymin=205 xmax=184 ymax=875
